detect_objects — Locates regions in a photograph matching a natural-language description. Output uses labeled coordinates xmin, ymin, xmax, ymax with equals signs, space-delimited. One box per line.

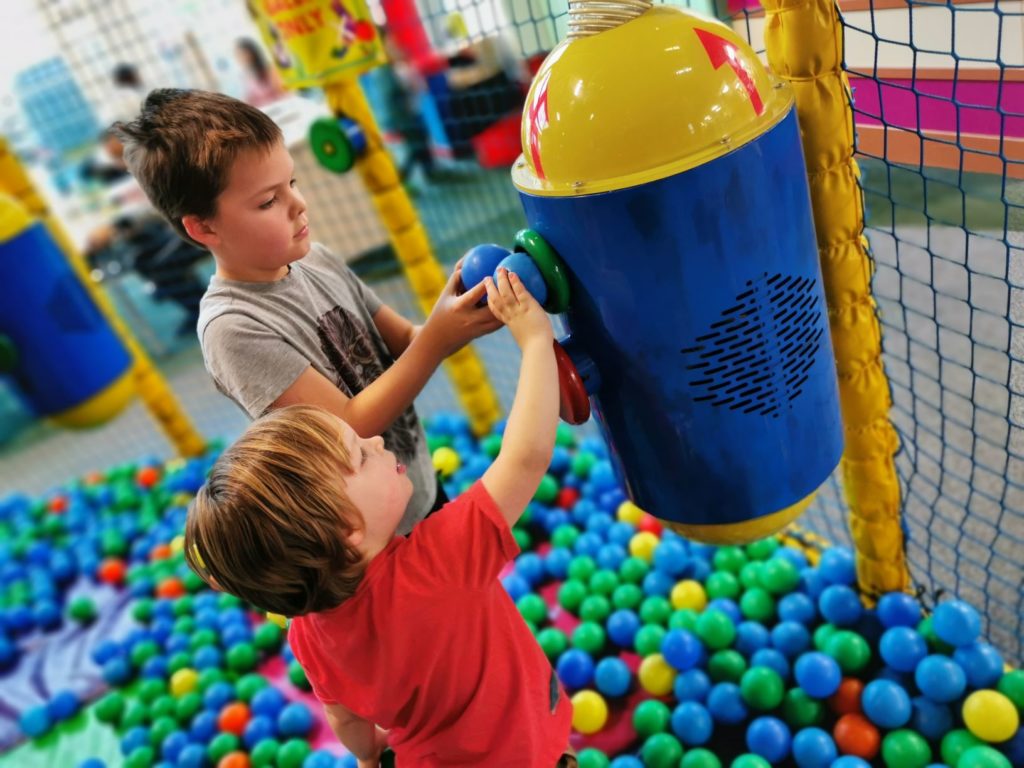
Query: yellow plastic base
xmin=50 ymin=368 xmax=135 ymax=429
xmin=660 ymin=491 xmax=816 ymax=545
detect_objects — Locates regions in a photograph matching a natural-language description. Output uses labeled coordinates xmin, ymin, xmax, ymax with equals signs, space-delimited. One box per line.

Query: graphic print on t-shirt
xmin=316 ymin=305 xmax=419 ymax=461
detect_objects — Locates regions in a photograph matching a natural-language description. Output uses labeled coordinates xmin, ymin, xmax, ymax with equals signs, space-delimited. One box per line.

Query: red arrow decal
xmin=695 ymin=28 xmax=765 ymax=116
xmin=526 ymin=70 xmax=551 ymax=180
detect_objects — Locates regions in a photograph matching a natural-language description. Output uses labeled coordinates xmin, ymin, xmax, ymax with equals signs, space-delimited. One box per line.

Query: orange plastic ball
xmin=137 ymin=466 xmax=160 ymax=488
xmin=217 ymin=752 xmax=251 ymax=768
xmin=637 ymin=513 xmax=664 ymax=536
xmin=834 ymin=713 xmax=880 ymax=759
xmin=97 ymin=558 xmax=127 ymax=585
xmin=217 ymin=702 xmax=251 ymax=736
xmin=48 ymin=496 xmax=68 ymax=514
xmin=149 ymin=544 xmax=172 ymax=562
xmin=156 ymin=577 xmax=186 ymax=599
xmin=829 ymin=677 xmax=864 ymax=716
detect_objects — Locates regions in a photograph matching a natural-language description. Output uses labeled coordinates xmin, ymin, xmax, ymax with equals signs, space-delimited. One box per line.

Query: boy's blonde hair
xmin=185 ymin=405 xmax=365 ymax=616
xmin=113 ymin=88 xmax=282 ymax=248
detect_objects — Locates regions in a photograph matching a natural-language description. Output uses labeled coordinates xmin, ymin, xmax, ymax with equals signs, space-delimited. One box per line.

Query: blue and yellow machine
xmin=507 ymin=6 xmax=844 ymax=543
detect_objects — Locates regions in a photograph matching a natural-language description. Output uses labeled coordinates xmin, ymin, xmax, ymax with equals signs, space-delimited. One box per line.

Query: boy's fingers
xmin=456 ymin=278 xmax=488 ymax=306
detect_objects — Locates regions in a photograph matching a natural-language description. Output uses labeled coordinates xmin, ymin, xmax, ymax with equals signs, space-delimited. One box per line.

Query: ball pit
xmin=0 ymin=412 xmax=1020 ymax=768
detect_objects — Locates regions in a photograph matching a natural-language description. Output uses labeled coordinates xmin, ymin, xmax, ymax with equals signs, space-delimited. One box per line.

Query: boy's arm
xmin=480 ymin=270 xmax=559 ymax=527
xmin=323 ymin=703 xmax=388 ymax=766
xmin=372 ymin=304 xmax=419 ymax=357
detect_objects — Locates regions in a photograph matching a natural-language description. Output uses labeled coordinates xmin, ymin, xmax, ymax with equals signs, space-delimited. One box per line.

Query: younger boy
xmin=185 ymin=270 xmax=573 ymax=766
xmin=115 ymin=89 xmax=500 ymax=533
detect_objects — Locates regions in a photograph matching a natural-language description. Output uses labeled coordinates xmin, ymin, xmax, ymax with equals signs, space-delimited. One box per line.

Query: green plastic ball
xmin=197 ymin=668 xmax=225 ymax=692
xmin=552 ymin=525 xmax=580 ymax=549
xmin=997 ymin=669 xmax=1024 ymax=709
xmin=682 ymin=749 xmax=723 ymax=768
xmin=881 ymin=729 xmax=931 ymax=768
xmin=641 ymin=733 xmax=684 ymax=768
xmin=572 ymin=622 xmax=606 ymax=654
xmin=825 ymin=630 xmax=871 ymax=673
xmin=130 ymin=640 xmax=160 ymax=669
xmin=639 ymin=596 xmax=672 ymax=626
xmin=120 ymin=701 xmax=149 ymax=729
xmin=708 ymin=650 xmax=747 ymax=683
xmin=558 ymin=580 xmax=588 ymax=612
xmin=132 ymin=599 xmax=155 ymax=623
xmin=579 ymin=595 xmax=612 ymax=623
xmin=175 ymin=692 xmax=203 ymax=723
xmin=758 ymin=558 xmax=799 ymax=595
xmin=696 ymin=609 xmax=736 ymax=650
xmin=668 ymin=609 xmax=700 ymax=633
xmin=740 ymin=666 xmax=785 ymax=710
xmin=739 ymin=588 xmax=775 ymax=622
xmin=813 ymin=623 xmax=839 ymax=650
xmin=958 ymin=746 xmax=1013 ymax=768
xmin=278 ymin=738 xmax=313 ymax=768
xmin=555 ymin=423 xmax=576 ymax=448
xmin=731 ymin=756 xmax=771 ymax=768
xmin=633 ymin=699 xmax=672 ymax=737
xmin=189 ymin=628 xmax=218 ymax=651
xmin=517 ymin=594 xmax=549 ymax=625
xmin=589 ymin=569 xmax=620 ymax=596
xmin=941 ymin=730 xmax=985 ymax=767
xmin=745 ymin=538 xmax=779 ymax=561
xmin=512 ymin=528 xmax=531 ymax=550
xmin=634 ymin=624 xmax=667 ymax=657
xmin=576 ymin=748 xmax=610 ymax=768
xmin=236 ymin=673 xmax=269 ymax=702
xmin=618 ymin=557 xmax=650 ymax=585
xmin=149 ymin=715 xmax=178 ymax=747
xmin=612 ymin=583 xmax=644 ymax=610
xmin=533 ymin=475 xmax=559 ymax=503
xmin=138 ymin=678 xmax=166 ymax=703
xmin=167 ymin=652 xmax=192 ymax=675
xmin=149 ymin=695 xmax=176 ymax=720
xmin=739 ymin=562 xmax=765 ymax=590
xmin=571 ymin=451 xmax=597 ymax=477
xmin=713 ymin=546 xmax=747 ymax=574
xmin=481 ymin=434 xmax=503 ymax=458
xmin=68 ymin=597 xmax=98 ymax=623
xmin=782 ymin=688 xmax=824 ymax=728
xmin=537 ymin=628 xmax=569 ymax=659
xmin=568 ymin=556 xmax=598 ymax=583
xmin=705 ymin=571 xmax=741 ymax=600
xmin=250 ymin=738 xmax=281 ymax=768
xmin=94 ymin=692 xmax=125 ymax=724
xmin=288 ymin=661 xmax=311 ymax=690
xmin=124 ymin=746 xmax=155 ymax=768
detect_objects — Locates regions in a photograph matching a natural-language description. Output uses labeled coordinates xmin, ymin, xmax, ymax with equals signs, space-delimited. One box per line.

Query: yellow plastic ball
xmin=670 ymin=579 xmax=708 ymax=612
xmin=266 ymin=612 xmax=288 ymax=629
xmin=638 ymin=653 xmax=677 ymax=696
xmin=629 ymin=532 xmax=660 ymax=562
xmin=962 ymin=689 xmax=1020 ymax=743
xmin=571 ymin=689 xmax=609 ymax=735
xmin=617 ymin=500 xmax=644 ymax=525
xmin=170 ymin=668 xmax=199 ymax=697
xmin=169 ymin=535 xmax=185 ymax=555
xmin=431 ymin=447 xmax=461 ymax=478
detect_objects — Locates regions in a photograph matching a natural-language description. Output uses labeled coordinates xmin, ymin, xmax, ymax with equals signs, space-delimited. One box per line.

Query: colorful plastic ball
xmin=78 ymin=760 xmax=106 ymax=768
xmin=642 ymin=570 xmax=675 ymax=598
xmin=736 ymin=621 xmax=771 ymax=656
xmin=680 ymin=749 xmax=722 ymax=768
xmin=932 ymin=600 xmax=982 ymax=648
xmin=783 ymin=689 xmax=825 ymax=730
xmin=825 ymin=630 xmax=871 ymax=674
xmin=962 ymin=689 xmax=1020 ymax=743
xmin=953 ymin=643 xmax=1005 ymax=689
xmin=537 ymin=628 xmax=569 ymax=660
xmin=818 ymin=548 xmax=856 ymax=586
xmin=634 ymin=624 xmax=667 ymax=657
xmin=671 ymin=701 xmax=713 ymax=746
xmin=675 ymin=669 xmax=712 ymax=703
xmin=881 ymin=729 xmax=931 ymax=768
xmin=610 ymin=758 xmax=645 ymax=768
xmin=576 ymin=748 xmax=610 ymax=768
xmin=746 ymin=716 xmax=792 ymax=764
xmin=556 ymin=649 xmax=595 ymax=689
xmin=915 ymin=654 xmax=967 ymax=703
xmin=861 ymin=679 xmax=912 ymax=729
xmin=629 ymin=532 xmax=659 ymax=562
xmin=639 ymin=654 xmax=676 ymax=696
xmin=878 ymin=626 xmax=928 ymax=673
xmin=641 ymin=733 xmax=684 ymax=768
xmin=572 ymin=622 xmax=606 ymax=654
xmin=576 ymin=652 xmax=621 ymax=698
xmin=217 ymin=702 xmax=251 ymax=737
xmin=634 ymin=699 xmax=672 ymax=738
xmin=772 ymin=621 xmax=811 ymax=658
xmin=741 ymin=667 xmax=785 ymax=711
xmin=910 ymin=697 xmax=953 ymax=742
xmin=877 ymin=592 xmax=922 ymax=629
xmin=831 ymin=759 xmax=871 ymax=768
xmin=749 ymin=648 xmax=789 ymax=682
xmin=652 ymin=539 xmax=688 ymax=576
xmin=495 ymin=251 xmax=548 ymax=305
xmin=958 ymin=746 xmax=1013 ymax=768
xmin=778 ymin=593 xmax=817 ymax=626
xmin=818 ymin=585 xmax=862 ymax=627
xmin=997 ymin=670 xmax=1024 ymax=708
xmin=19 ymin=705 xmax=52 ymax=737
xmin=670 ymin=580 xmax=707 ymax=612
xmin=68 ymin=596 xmax=98 ymax=624
xmin=696 ymin=609 xmax=737 ymax=650
xmin=791 ymin=727 xmax=837 ymax=768
xmin=47 ymin=689 xmax=80 ymax=720
xmin=277 ymin=702 xmax=314 ymax=738
xmin=708 ymin=682 xmax=749 ymax=725
xmin=834 ymin=713 xmax=880 ymax=760
xmin=277 ymin=738 xmax=312 ymax=768
xmin=793 ymin=652 xmax=841 ymax=699
xmin=102 ymin=656 xmax=132 ymax=686
xmin=242 ymin=716 xmax=276 ymax=750
xmin=731 ymin=757 xmax=771 ymax=768
xmin=709 ymin=649 xmax=748 ymax=683
xmin=661 ymin=628 xmax=702 ymax=671
xmin=571 ymin=690 xmax=608 ymax=735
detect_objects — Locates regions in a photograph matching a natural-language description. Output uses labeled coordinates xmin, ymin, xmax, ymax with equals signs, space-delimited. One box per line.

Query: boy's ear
xmin=346 ymin=528 xmax=365 ymax=548
xmin=181 ymin=214 xmax=219 ymax=249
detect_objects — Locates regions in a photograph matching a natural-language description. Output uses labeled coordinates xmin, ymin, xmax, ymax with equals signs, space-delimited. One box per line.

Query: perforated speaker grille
xmin=679 ymin=273 xmax=826 ymax=418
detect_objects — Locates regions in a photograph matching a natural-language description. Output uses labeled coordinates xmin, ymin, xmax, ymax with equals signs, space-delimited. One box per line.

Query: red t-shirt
xmin=288 ymin=481 xmax=572 ymax=766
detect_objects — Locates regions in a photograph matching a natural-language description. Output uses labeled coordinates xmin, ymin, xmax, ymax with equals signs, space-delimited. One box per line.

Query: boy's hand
xmin=355 ymin=727 xmax=390 ymax=768
xmin=485 ymin=268 xmax=553 ymax=350
xmin=421 ymin=262 xmax=503 ymax=356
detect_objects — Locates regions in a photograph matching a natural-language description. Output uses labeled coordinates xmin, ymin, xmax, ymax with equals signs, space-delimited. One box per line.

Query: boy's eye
xmin=359 ymin=446 xmax=367 ymax=465
xmin=259 ymin=196 xmax=277 ymax=210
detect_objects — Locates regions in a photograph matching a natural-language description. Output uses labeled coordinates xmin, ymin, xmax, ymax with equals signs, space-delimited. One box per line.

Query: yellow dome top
xmin=512 ymin=6 xmax=792 ymax=197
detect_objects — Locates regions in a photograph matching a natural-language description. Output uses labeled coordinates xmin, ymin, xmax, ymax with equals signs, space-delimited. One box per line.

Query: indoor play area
xmin=0 ymin=0 xmax=1022 ymax=765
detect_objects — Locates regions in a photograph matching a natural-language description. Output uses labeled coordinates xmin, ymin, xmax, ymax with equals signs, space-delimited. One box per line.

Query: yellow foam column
xmin=0 ymin=137 xmax=206 ymax=457
xmin=323 ymin=80 xmax=502 ymax=436
xmin=759 ymin=0 xmax=908 ymax=594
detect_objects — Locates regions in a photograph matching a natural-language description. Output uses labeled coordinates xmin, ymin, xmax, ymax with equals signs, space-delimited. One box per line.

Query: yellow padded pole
xmin=0 ymin=137 xmax=206 ymax=457
xmin=759 ymin=0 xmax=909 ymax=594
xmin=323 ymin=79 xmax=502 ymax=436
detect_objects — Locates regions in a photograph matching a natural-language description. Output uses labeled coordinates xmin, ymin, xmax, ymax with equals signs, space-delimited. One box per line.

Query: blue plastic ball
xmin=303 ymin=751 xmax=338 ymax=768
xmin=771 ymin=621 xmax=811 ymax=658
xmin=0 ymin=636 xmax=20 ymax=670
xmin=203 ymin=681 xmax=236 ymax=712
xmin=914 ymin=654 xmax=967 ymax=703
xmin=778 ymin=593 xmax=817 ymax=626
xmin=250 ymin=686 xmax=287 ymax=719
xmin=188 ymin=710 xmax=218 ymax=743
xmin=706 ymin=598 xmax=743 ymax=626
xmin=641 ymin=570 xmax=674 ymax=598
xmin=675 ymin=669 xmax=712 ymax=703
xmin=495 ymin=251 xmax=548 ymax=305
xmin=501 ymin=574 xmax=531 ymax=602
xmin=877 ymin=592 xmax=922 ymax=628
xmin=653 ymin=540 xmax=688 ymax=577
xmin=514 ymin=553 xmax=545 ymax=586
xmin=607 ymin=610 xmax=641 ymax=647
xmin=791 ymin=727 xmax=836 ymax=768
xmin=817 ymin=548 xmax=856 ymax=586
xmin=176 ymin=743 xmax=208 ymax=768
xmin=192 ymin=645 xmax=222 ymax=670
xmin=731 ymin=622 xmax=769 ymax=659
xmin=19 ymin=705 xmax=52 ymax=738
xmin=661 ymin=629 xmax=702 ymax=671
xmin=545 ymin=548 xmax=573 ymax=580
xmin=746 ymin=716 xmax=792 ymax=764
xmin=556 ymin=649 xmax=595 ymax=689
xmin=818 ymin=585 xmax=862 ymax=627
xmin=831 ymin=760 xmax=870 ymax=768
xmin=33 ymin=601 xmax=62 ymax=631
xmin=461 ymin=244 xmax=508 ymax=295
xmin=596 ymin=544 xmax=627 ymax=572
xmin=141 ymin=656 xmax=169 ymax=680
xmin=610 ymin=758 xmax=645 ymax=768
xmin=750 ymin=648 xmax=790 ymax=682
xmin=243 ymin=715 xmax=277 ymax=749
xmin=794 ymin=652 xmax=841 ymax=699
xmin=121 ymin=726 xmax=150 ymax=755
xmin=594 ymin=657 xmax=632 ymax=697
xmin=101 ymin=656 xmax=132 ymax=686
xmin=708 ymin=682 xmax=748 ymax=725
xmin=160 ymin=731 xmax=190 ymax=763
xmin=607 ymin=522 xmax=636 ymax=547
xmin=799 ymin=567 xmax=826 ymax=599
xmin=671 ymin=701 xmax=713 ymax=746
xmin=47 ymin=689 xmax=80 ymax=720
xmin=1001 ymin=727 xmax=1024 ymax=768
xmin=953 ymin=642 xmax=1004 ymax=688
xmin=574 ymin=532 xmax=604 ymax=558
xmin=910 ymin=696 xmax=953 ymax=742
xmin=931 ymin=600 xmax=981 ymax=647
xmin=278 ymin=702 xmax=315 ymax=737
xmin=861 ymin=679 xmax=912 ymax=729
xmin=879 ymin=627 xmax=928 ymax=672
xmin=78 ymin=760 xmax=106 ymax=768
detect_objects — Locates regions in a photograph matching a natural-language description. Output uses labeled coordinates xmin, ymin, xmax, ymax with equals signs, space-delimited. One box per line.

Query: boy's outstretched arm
xmin=271 ymin=265 xmax=499 ymax=436
xmin=480 ymin=269 xmax=559 ymax=527
xmin=323 ymin=703 xmax=388 ymax=768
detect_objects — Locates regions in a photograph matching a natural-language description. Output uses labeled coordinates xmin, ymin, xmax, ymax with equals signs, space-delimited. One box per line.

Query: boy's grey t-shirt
xmin=197 ymin=242 xmax=436 ymax=534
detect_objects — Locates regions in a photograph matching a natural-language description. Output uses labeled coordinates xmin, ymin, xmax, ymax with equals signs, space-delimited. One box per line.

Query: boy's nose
xmin=371 ymin=436 xmax=385 ymax=450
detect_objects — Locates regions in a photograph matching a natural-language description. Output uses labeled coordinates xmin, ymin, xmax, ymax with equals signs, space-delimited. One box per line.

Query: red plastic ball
xmin=834 ymin=713 xmax=880 ymax=759
xmin=353 ymin=20 xmax=375 ymax=41
xmin=156 ymin=578 xmax=186 ymax=599
xmin=48 ymin=496 xmax=68 ymax=514
xmin=149 ymin=544 xmax=172 ymax=562
xmin=136 ymin=466 xmax=160 ymax=488
xmin=829 ymin=677 xmax=864 ymax=715
xmin=556 ymin=488 xmax=580 ymax=510
xmin=97 ymin=558 xmax=127 ymax=585
xmin=638 ymin=514 xmax=664 ymax=536
xmin=217 ymin=702 xmax=251 ymax=736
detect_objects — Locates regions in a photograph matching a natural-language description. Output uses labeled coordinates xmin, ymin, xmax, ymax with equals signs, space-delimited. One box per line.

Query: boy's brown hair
xmin=184 ymin=405 xmax=366 ymax=616
xmin=113 ymin=88 xmax=282 ymax=248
